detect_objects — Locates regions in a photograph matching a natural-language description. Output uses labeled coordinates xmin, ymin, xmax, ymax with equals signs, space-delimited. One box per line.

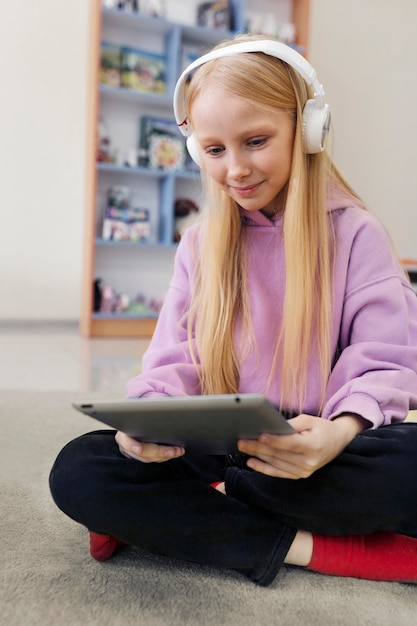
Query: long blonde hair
xmin=184 ymin=34 xmax=362 ymax=413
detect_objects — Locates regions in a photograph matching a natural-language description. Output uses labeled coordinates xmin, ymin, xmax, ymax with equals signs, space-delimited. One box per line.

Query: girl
xmin=50 ymin=34 xmax=417 ymax=586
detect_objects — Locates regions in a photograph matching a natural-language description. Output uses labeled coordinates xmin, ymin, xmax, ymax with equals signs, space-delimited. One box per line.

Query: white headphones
xmin=173 ymin=39 xmax=331 ymax=165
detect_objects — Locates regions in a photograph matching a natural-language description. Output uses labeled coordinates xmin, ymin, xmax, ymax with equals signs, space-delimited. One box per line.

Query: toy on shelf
xmin=197 ymin=2 xmax=231 ymax=30
xmin=97 ymin=118 xmax=114 ymax=163
xmin=244 ymin=13 xmax=296 ymax=45
xmin=100 ymin=42 xmax=121 ymax=87
xmin=102 ymin=1 xmax=166 ymax=18
xmin=102 ymin=0 xmax=139 ymax=11
xmin=140 ymin=0 xmax=166 ymax=17
xmin=107 ymin=185 xmax=130 ymax=209
xmin=102 ymin=186 xmax=151 ymax=243
xmin=100 ymin=37 xmax=167 ymax=96
xmin=94 ymin=278 xmax=163 ymax=317
xmin=174 ymin=198 xmax=200 ymax=243
xmin=120 ymin=47 xmax=166 ymax=94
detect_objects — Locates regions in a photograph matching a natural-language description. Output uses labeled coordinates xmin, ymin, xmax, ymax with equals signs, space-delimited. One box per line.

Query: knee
xmin=49 ymin=430 xmax=116 ymax=520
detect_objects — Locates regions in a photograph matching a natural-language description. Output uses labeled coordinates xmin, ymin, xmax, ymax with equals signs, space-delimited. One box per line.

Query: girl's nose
xmin=227 ymin=151 xmax=251 ymax=180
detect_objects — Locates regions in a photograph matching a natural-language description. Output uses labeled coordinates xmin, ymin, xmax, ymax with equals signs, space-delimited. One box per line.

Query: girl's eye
xmin=248 ymin=137 xmax=267 ymax=147
xmin=205 ymin=146 xmax=224 ymax=156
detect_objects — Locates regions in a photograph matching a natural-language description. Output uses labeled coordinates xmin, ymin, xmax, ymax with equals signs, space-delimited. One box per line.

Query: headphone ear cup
xmin=302 ymin=99 xmax=331 ymax=154
xmin=186 ymin=134 xmax=201 ymax=167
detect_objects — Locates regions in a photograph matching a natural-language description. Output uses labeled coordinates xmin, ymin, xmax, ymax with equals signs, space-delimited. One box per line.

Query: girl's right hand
xmin=115 ymin=430 xmax=185 ymax=463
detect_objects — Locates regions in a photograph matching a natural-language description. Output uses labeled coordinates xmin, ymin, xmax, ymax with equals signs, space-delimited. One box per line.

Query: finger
xmin=247 ymin=442 xmax=322 ymax=475
xmin=115 ymin=432 xmax=184 ymax=463
xmin=246 ymin=443 xmax=325 ymax=478
xmin=238 ymin=432 xmax=302 ymax=456
xmin=133 ymin=441 xmax=185 ymax=463
xmin=238 ymin=435 xmax=317 ymax=476
xmin=238 ymin=437 xmax=300 ymax=459
xmin=115 ymin=430 xmax=137 ymax=450
xmin=130 ymin=447 xmax=185 ymax=463
xmin=245 ymin=455 xmax=312 ymax=480
xmin=237 ymin=441 xmax=305 ymax=474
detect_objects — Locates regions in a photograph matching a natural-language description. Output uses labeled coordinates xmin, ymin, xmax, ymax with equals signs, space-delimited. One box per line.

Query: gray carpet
xmin=2 ymin=389 xmax=417 ymax=626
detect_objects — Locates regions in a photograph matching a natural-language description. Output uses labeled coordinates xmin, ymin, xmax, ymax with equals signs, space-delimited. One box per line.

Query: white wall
xmin=309 ymin=0 xmax=417 ymax=258
xmin=0 ymin=0 xmax=415 ymax=322
xmin=0 ymin=0 xmax=90 ymax=320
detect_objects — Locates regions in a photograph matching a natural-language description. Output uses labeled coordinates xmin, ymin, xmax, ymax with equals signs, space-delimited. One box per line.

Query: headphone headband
xmin=173 ymin=39 xmax=330 ymax=157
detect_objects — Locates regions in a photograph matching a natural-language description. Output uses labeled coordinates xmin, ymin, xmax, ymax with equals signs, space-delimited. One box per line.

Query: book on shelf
xmin=120 ymin=47 xmax=166 ymax=94
xmin=138 ymin=115 xmax=186 ymax=171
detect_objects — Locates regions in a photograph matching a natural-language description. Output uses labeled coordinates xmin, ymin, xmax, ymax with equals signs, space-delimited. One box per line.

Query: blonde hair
xmin=184 ymin=34 xmax=363 ymax=413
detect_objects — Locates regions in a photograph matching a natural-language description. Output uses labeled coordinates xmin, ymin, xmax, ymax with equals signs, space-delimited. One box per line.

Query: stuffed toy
xmin=173 ymin=198 xmax=200 ymax=243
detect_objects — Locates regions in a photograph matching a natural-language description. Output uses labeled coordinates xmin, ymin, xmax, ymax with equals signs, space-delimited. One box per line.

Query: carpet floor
xmin=2 ymin=389 xmax=417 ymax=626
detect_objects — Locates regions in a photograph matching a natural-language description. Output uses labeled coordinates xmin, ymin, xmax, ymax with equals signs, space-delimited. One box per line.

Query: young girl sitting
xmin=50 ymin=34 xmax=417 ymax=586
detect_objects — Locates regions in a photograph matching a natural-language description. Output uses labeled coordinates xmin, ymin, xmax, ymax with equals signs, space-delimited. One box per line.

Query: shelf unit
xmin=81 ymin=0 xmax=311 ymax=337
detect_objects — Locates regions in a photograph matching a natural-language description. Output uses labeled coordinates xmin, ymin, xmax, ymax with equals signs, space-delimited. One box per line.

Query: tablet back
xmin=73 ymin=393 xmax=295 ymax=453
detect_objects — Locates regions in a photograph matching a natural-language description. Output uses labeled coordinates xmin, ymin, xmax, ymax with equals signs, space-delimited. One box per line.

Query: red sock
xmin=308 ymin=531 xmax=417 ymax=582
xmin=89 ymin=532 xmax=127 ymax=562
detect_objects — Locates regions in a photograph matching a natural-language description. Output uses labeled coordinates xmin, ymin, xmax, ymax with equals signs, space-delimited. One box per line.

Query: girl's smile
xmin=190 ymin=87 xmax=295 ymax=217
xmin=230 ymin=182 xmax=263 ymax=197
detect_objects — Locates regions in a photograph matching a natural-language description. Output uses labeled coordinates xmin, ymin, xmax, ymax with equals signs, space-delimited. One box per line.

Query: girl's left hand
xmin=237 ymin=413 xmax=367 ymax=480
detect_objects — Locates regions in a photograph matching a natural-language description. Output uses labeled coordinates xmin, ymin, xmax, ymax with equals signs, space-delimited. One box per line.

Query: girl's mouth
xmin=230 ymin=182 xmax=262 ymax=197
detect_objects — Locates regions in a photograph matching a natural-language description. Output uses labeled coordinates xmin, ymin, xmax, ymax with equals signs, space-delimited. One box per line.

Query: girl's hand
xmin=237 ymin=413 xmax=367 ymax=479
xmin=115 ymin=431 xmax=185 ymax=463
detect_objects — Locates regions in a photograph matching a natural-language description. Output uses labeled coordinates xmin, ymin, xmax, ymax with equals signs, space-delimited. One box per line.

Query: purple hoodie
xmin=127 ymin=200 xmax=417 ymax=428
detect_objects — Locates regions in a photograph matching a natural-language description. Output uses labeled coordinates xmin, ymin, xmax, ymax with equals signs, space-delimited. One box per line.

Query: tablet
xmin=73 ymin=393 xmax=295 ymax=453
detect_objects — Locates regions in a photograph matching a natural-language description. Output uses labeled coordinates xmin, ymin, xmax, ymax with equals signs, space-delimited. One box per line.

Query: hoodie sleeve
xmin=323 ymin=210 xmax=417 ymax=427
xmin=126 ymin=228 xmax=201 ymax=399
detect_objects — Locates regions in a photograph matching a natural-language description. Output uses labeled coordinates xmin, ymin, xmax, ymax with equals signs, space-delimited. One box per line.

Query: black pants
xmin=49 ymin=423 xmax=417 ymax=586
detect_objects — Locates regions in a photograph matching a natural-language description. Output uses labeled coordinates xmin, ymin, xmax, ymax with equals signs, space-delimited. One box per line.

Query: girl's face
xmin=190 ymin=86 xmax=295 ymax=217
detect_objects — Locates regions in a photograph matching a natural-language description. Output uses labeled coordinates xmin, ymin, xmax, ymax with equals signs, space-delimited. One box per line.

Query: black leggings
xmin=49 ymin=423 xmax=417 ymax=586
